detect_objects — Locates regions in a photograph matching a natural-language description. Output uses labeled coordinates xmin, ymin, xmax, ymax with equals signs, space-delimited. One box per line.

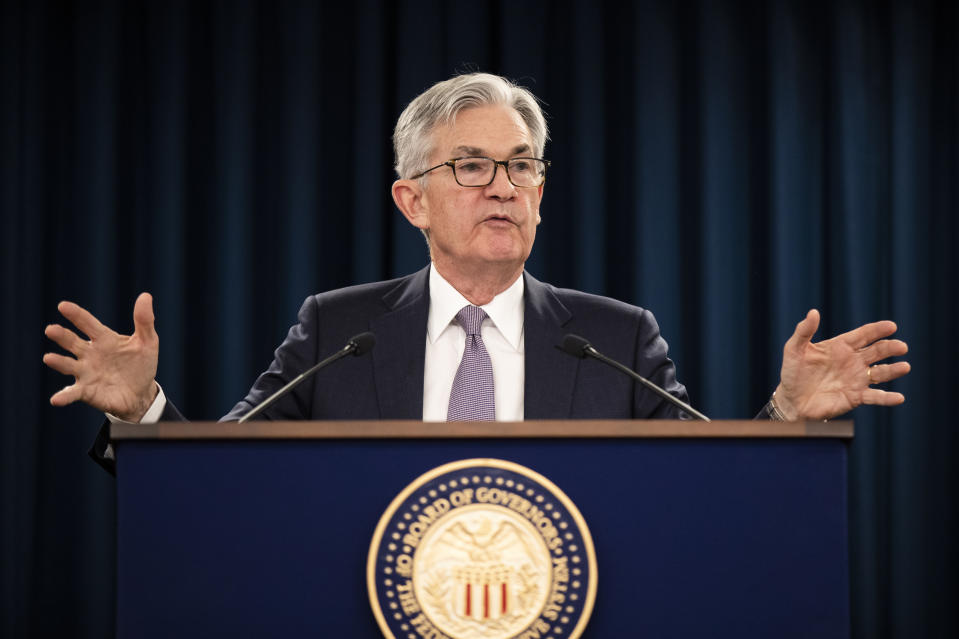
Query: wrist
xmin=770 ymin=384 xmax=799 ymax=421
xmin=118 ymin=382 xmax=159 ymax=423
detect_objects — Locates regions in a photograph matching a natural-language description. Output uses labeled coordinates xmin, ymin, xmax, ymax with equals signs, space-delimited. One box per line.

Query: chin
xmin=479 ymin=245 xmax=529 ymax=266
xmin=482 ymin=231 xmax=532 ymax=257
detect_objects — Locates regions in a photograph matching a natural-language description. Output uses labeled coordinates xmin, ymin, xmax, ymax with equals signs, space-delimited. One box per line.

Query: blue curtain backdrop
xmin=2 ymin=0 xmax=956 ymax=637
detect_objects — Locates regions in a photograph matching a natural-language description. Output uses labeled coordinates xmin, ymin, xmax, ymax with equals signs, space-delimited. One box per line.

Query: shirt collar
xmin=427 ymin=264 xmax=525 ymax=350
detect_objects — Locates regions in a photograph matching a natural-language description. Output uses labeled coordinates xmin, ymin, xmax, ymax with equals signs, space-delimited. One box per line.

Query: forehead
xmin=430 ymin=104 xmax=533 ymax=158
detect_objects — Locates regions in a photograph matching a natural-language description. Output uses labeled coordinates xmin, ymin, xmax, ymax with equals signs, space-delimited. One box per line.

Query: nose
xmin=484 ymin=162 xmax=516 ymax=199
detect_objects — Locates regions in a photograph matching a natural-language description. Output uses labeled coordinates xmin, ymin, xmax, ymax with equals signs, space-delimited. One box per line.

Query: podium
xmin=112 ymin=420 xmax=851 ymax=638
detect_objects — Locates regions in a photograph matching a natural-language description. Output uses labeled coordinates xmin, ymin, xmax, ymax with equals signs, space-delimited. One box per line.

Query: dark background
xmin=2 ymin=0 xmax=956 ymax=637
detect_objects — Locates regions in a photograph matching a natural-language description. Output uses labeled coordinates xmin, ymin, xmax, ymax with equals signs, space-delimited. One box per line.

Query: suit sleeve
xmin=87 ymin=400 xmax=186 ymax=476
xmin=220 ymin=295 xmax=321 ymax=422
xmin=631 ymin=309 xmax=775 ymax=420
xmin=631 ymin=308 xmax=691 ymax=419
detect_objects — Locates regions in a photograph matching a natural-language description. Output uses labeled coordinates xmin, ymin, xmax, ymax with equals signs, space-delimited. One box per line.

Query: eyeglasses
xmin=410 ymin=156 xmax=551 ymax=188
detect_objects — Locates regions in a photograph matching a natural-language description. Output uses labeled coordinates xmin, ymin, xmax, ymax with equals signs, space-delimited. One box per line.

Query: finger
xmin=132 ymin=292 xmax=156 ymax=340
xmin=860 ymin=388 xmax=906 ymax=406
xmin=42 ymin=352 xmax=80 ymax=377
xmin=787 ymin=309 xmax=820 ymax=348
xmin=44 ymin=323 xmax=85 ymax=355
xmin=840 ymin=320 xmax=898 ymax=350
xmin=49 ymin=384 xmax=83 ymax=407
xmin=859 ymin=338 xmax=909 ymax=365
xmin=867 ymin=361 xmax=911 ymax=385
xmin=58 ymin=300 xmax=108 ymax=339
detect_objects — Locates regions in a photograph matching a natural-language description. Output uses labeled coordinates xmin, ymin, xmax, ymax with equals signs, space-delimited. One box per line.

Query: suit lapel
xmin=368 ymin=267 xmax=577 ymax=420
xmin=523 ymin=272 xmax=578 ymax=419
xmin=370 ymin=266 xmax=430 ymax=419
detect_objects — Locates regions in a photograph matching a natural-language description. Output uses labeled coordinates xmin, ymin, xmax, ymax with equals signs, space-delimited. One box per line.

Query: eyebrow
xmin=452 ymin=144 xmax=532 ymax=158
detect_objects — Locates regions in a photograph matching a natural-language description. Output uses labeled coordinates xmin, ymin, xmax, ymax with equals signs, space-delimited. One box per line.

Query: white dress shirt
xmin=114 ymin=264 xmax=526 ymax=426
xmin=423 ymin=266 xmax=525 ymax=421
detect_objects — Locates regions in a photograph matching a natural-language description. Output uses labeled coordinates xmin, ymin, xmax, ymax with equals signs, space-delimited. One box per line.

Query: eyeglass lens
xmin=454 ymin=158 xmax=546 ymax=187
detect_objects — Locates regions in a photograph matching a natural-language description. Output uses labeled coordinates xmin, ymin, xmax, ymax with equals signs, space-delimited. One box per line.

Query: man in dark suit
xmin=43 ymin=73 xmax=911 ymax=472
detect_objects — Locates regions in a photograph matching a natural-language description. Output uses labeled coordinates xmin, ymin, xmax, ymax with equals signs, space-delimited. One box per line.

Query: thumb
xmin=788 ymin=308 xmax=820 ymax=348
xmin=132 ymin=292 xmax=156 ymax=339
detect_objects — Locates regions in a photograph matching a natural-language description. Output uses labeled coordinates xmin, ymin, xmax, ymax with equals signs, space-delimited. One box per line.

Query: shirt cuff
xmin=105 ymin=383 xmax=167 ymax=425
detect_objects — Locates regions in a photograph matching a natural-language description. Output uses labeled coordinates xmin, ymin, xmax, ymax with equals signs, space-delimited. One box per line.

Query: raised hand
xmin=43 ymin=292 xmax=160 ymax=422
xmin=773 ymin=309 xmax=911 ymax=421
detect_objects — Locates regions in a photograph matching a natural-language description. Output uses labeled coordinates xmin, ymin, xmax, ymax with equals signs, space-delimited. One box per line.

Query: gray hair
xmin=393 ymin=73 xmax=549 ymax=179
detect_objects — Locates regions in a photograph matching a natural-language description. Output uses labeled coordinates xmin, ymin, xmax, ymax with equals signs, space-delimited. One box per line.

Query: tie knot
xmin=455 ymin=305 xmax=487 ymax=336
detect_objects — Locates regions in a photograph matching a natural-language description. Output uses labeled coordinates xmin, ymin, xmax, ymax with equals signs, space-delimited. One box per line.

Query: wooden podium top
xmin=111 ymin=419 xmax=853 ymax=440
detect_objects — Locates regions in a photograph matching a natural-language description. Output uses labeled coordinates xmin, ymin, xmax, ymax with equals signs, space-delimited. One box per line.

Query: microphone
xmin=238 ymin=332 xmax=376 ymax=423
xmin=559 ymin=334 xmax=710 ymax=422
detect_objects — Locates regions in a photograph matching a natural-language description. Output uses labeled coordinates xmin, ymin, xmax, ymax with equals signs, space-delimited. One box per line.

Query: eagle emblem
xmin=368 ymin=459 xmax=596 ymax=639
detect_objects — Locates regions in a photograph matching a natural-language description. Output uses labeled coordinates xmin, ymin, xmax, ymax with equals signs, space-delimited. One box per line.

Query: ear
xmin=535 ymin=183 xmax=544 ymax=225
xmin=392 ymin=179 xmax=430 ymax=230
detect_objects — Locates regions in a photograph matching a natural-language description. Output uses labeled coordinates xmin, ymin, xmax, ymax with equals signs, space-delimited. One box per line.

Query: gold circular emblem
xmin=368 ymin=459 xmax=597 ymax=639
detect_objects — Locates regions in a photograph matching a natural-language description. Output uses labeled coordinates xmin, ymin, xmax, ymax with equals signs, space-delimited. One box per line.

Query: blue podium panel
xmin=116 ymin=435 xmax=848 ymax=638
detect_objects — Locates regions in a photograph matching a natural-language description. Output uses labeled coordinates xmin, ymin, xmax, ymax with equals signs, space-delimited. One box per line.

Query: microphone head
xmin=348 ymin=332 xmax=376 ymax=356
xmin=560 ymin=334 xmax=592 ymax=358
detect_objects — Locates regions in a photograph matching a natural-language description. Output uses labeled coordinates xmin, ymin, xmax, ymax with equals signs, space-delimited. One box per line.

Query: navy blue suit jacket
xmin=91 ymin=266 xmax=688 ymax=472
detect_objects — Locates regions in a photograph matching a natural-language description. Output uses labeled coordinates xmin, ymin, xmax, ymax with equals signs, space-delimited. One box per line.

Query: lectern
xmin=112 ymin=420 xmax=851 ymax=638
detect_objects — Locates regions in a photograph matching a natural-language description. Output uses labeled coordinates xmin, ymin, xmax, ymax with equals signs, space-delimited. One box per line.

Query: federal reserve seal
xmin=368 ymin=459 xmax=597 ymax=639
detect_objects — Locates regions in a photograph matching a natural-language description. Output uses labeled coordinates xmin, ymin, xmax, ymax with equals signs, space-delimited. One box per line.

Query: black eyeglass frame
xmin=409 ymin=156 xmax=551 ymax=188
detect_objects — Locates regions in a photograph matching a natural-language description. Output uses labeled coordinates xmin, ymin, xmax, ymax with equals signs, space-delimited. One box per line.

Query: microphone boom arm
xmin=583 ymin=345 xmax=710 ymax=422
xmin=560 ymin=334 xmax=710 ymax=422
xmin=238 ymin=332 xmax=375 ymax=423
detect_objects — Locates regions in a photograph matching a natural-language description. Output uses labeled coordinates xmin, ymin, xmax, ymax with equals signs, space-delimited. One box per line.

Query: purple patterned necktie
xmin=447 ymin=305 xmax=495 ymax=421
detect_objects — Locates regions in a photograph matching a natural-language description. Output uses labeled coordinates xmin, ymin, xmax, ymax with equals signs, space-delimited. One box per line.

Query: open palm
xmin=43 ymin=293 xmax=159 ymax=422
xmin=775 ymin=310 xmax=910 ymax=420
